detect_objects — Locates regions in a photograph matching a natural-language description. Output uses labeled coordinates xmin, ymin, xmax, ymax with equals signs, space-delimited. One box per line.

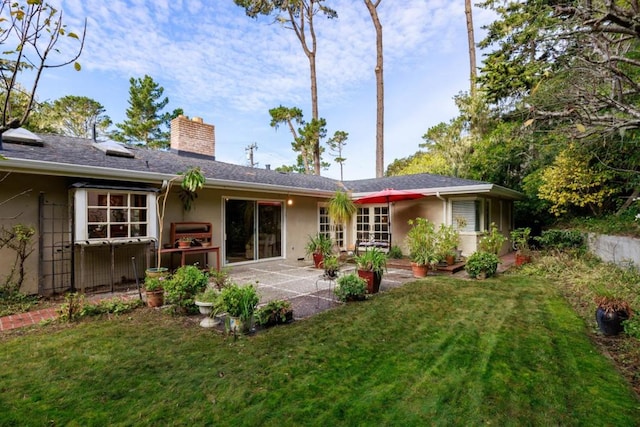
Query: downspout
xmin=435 ymin=191 xmax=447 ymax=224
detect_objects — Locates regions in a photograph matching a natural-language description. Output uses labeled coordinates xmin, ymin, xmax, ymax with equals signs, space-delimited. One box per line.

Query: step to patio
xmin=386 ymin=258 xmax=466 ymax=274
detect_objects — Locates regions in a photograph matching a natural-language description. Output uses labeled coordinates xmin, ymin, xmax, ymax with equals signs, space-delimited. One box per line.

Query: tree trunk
xmin=364 ymin=0 xmax=384 ymax=178
xmin=616 ymin=188 xmax=639 ymax=215
xmin=292 ymin=2 xmax=321 ymax=175
xmin=465 ymin=0 xmax=477 ymax=96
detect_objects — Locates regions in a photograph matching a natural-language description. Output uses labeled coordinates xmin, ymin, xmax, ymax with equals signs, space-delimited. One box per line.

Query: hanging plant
xmin=155 ymin=167 xmax=205 ymax=269
xmin=327 ymin=190 xmax=356 ymax=224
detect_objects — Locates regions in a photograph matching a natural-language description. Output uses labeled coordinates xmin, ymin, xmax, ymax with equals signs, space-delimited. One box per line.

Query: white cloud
xmin=39 ymin=0 xmax=495 ymax=179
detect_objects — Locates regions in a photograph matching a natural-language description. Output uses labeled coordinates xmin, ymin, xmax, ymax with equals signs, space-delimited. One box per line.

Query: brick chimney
xmin=170 ymin=115 xmax=215 ymax=159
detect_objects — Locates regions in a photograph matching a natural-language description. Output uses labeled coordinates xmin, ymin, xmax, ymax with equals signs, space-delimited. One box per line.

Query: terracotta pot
xmin=410 ymin=262 xmax=428 ymax=278
xmin=312 ymin=252 xmax=324 ymax=268
xmin=178 ymin=240 xmax=191 ymax=248
xmin=446 ymin=255 xmax=455 ymax=266
xmin=515 ymin=253 xmax=531 ymax=266
xmin=357 ymin=269 xmax=382 ymax=294
xmin=146 ymin=289 xmax=164 ymax=307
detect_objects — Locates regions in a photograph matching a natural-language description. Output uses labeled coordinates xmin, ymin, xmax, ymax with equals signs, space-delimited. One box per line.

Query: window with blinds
xmin=452 ymin=200 xmax=481 ymax=232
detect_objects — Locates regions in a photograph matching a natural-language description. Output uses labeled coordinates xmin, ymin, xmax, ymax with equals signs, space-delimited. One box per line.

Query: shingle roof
xmin=0 ymin=133 xmax=520 ymax=198
xmin=1 ymin=133 xmax=342 ymax=193
xmin=342 ymin=174 xmax=490 ymax=193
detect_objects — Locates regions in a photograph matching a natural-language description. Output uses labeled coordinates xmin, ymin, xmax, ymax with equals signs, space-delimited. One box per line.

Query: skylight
xmin=3 ymin=128 xmax=44 ymax=146
xmin=92 ymin=140 xmax=134 ymax=158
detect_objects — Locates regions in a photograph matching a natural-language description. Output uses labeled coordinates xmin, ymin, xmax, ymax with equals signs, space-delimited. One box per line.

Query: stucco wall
xmin=0 ymin=173 xmax=71 ymax=295
xmin=587 ymin=233 xmax=640 ymax=268
xmin=157 ymin=187 xmax=324 ymax=265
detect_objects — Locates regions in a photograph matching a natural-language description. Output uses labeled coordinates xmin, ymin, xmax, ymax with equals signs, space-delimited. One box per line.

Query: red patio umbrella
xmin=354 ymin=188 xmax=425 ymax=248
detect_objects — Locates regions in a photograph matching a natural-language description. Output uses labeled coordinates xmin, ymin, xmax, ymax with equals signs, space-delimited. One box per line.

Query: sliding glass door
xmin=225 ymin=199 xmax=282 ymax=263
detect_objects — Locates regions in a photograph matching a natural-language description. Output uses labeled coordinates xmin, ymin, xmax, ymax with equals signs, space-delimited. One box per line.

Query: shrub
xmin=0 ymin=291 xmax=39 ymax=317
xmin=56 ymin=292 xmax=85 ymax=322
xmin=478 ymin=223 xmax=506 ymax=255
xmin=465 ymin=251 xmax=500 ymax=279
xmin=334 ymin=273 xmax=367 ymax=302
xmin=387 ymin=245 xmax=403 ymax=259
xmin=209 ymin=266 xmax=231 ymax=290
xmin=79 ymin=298 xmax=143 ymax=317
xmin=256 ymin=299 xmax=292 ymax=326
xmin=534 ymin=229 xmax=586 ymax=253
xmin=164 ymin=265 xmax=209 ymax=312
xmin=221 ymin=283 xmax=259 ymax=320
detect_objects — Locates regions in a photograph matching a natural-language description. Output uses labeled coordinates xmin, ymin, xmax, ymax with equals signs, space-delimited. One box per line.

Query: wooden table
xmin=159 ymin=246 xmax=220 ymax=271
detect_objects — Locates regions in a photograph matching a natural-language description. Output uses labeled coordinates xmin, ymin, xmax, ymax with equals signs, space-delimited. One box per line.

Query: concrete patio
xmin=226 ymin=259 xmax=418 ymax=319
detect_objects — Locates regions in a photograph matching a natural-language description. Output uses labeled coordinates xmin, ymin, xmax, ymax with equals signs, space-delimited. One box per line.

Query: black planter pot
xmin=595 ymin=307 xmax=629 ymax=336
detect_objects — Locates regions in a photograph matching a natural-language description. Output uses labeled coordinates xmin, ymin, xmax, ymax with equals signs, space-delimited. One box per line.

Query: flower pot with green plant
xmin=436 ymin=223 xmax=460 ymax=265
xmin=194 ymin=287 xmax=224 ymax=327
xmin=510 ymin=227 xmax=532 ymax=266
xmin=305 ymin=233 xmax=333 ymax=268
xmin=177 ymin=236 xmax=192 ymax=248
xmin=221 ymin=283 xmax=259 ymax=334
xmin=354 ymin=247 xmax=386 ymax=293
xmin=334 ymin=273 xmax=367 ymax=302
xmin=322 ymin=255 xmax=340 ymax=279
xmin=405 ymin=217 xmax=439 ymax=278
xmin=256 ymin=299 xmax=293 ymax=327
xmin=594 ymin=294 xmax=633 ymax=336
xmin=464 ymin=251 xmax=500 ymax=279
xmin=144 ymin=275 xmax=167 ymax=307
xmin=163 ymin=264 xmax=209 ymax=314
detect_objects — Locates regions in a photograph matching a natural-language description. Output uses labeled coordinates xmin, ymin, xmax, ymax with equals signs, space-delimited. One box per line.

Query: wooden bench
xmin=159 ymin=222 xmax=220 ymax=270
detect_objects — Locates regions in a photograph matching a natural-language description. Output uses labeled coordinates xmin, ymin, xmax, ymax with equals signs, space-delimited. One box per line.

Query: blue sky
xmin=30 ymin=0 xmax=495 ymax=180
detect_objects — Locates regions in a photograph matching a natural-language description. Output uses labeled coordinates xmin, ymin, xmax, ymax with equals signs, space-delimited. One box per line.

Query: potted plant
xmin=163 ymin=264 xmax=209 ymax=314
xmin=221 ymin=283 xmax=259 ymax=334
xmin=405 ymin=217 xmax=438 ymax=278
xmin=436 ymin=223 xmax=460 ymax=265
xmin=144 ymin=275 xmax=167 ymax=307
xmin=464 ymin=251 xmax=500 ymax=279
xmin=177 ymin=236 xmax=192 ymax=248
xmin=194 ymin=287 xmax=223 ymax=328
xmin=256 ymin=299 xmax=293 ymax=327
xmin=322 ymin=255 xmax=340 ymax=279
xmin=334 ymin=273 xmax=367 ymax=302
xmin=305 ymin=233 xmax=333 ymax=268
xmin=594 ymin=295 xmax=633 ymax=336
xmin=510 ymin=227 xmax=532 ymax=266
xmin=354 ymin=247 xmax=386 ymax=293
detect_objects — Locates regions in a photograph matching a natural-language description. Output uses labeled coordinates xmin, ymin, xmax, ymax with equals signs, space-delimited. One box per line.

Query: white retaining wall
xmin=587 ymin=233 xmax=640 ymax=268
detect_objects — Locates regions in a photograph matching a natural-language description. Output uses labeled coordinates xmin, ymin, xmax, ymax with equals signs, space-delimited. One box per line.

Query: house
xmin=0 ymin=116 xmax=521 ymax=296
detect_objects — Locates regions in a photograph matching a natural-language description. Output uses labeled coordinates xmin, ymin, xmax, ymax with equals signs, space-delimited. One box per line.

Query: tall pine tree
xmin=114 ymin=75 xmax=173 ymax=148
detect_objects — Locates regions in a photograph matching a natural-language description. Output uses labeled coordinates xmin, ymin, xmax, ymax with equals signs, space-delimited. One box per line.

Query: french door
xmin=224 ymin=199 xmax=282 ymax=263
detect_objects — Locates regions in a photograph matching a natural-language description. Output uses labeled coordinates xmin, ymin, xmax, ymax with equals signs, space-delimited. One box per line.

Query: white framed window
xmin=319 ymin=206 xmax=344 ymax=248
xmin=356 ymin=205 xmax=389 ymax=243
xmin=451 ymin=198 xmax=491 ymax=233
xmin=73 ymin=189 xmax=157 ymax=241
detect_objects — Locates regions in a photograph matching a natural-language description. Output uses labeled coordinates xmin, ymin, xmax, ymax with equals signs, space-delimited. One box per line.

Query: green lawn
xmin=1 ymin=275 xmax=639 ymax=426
